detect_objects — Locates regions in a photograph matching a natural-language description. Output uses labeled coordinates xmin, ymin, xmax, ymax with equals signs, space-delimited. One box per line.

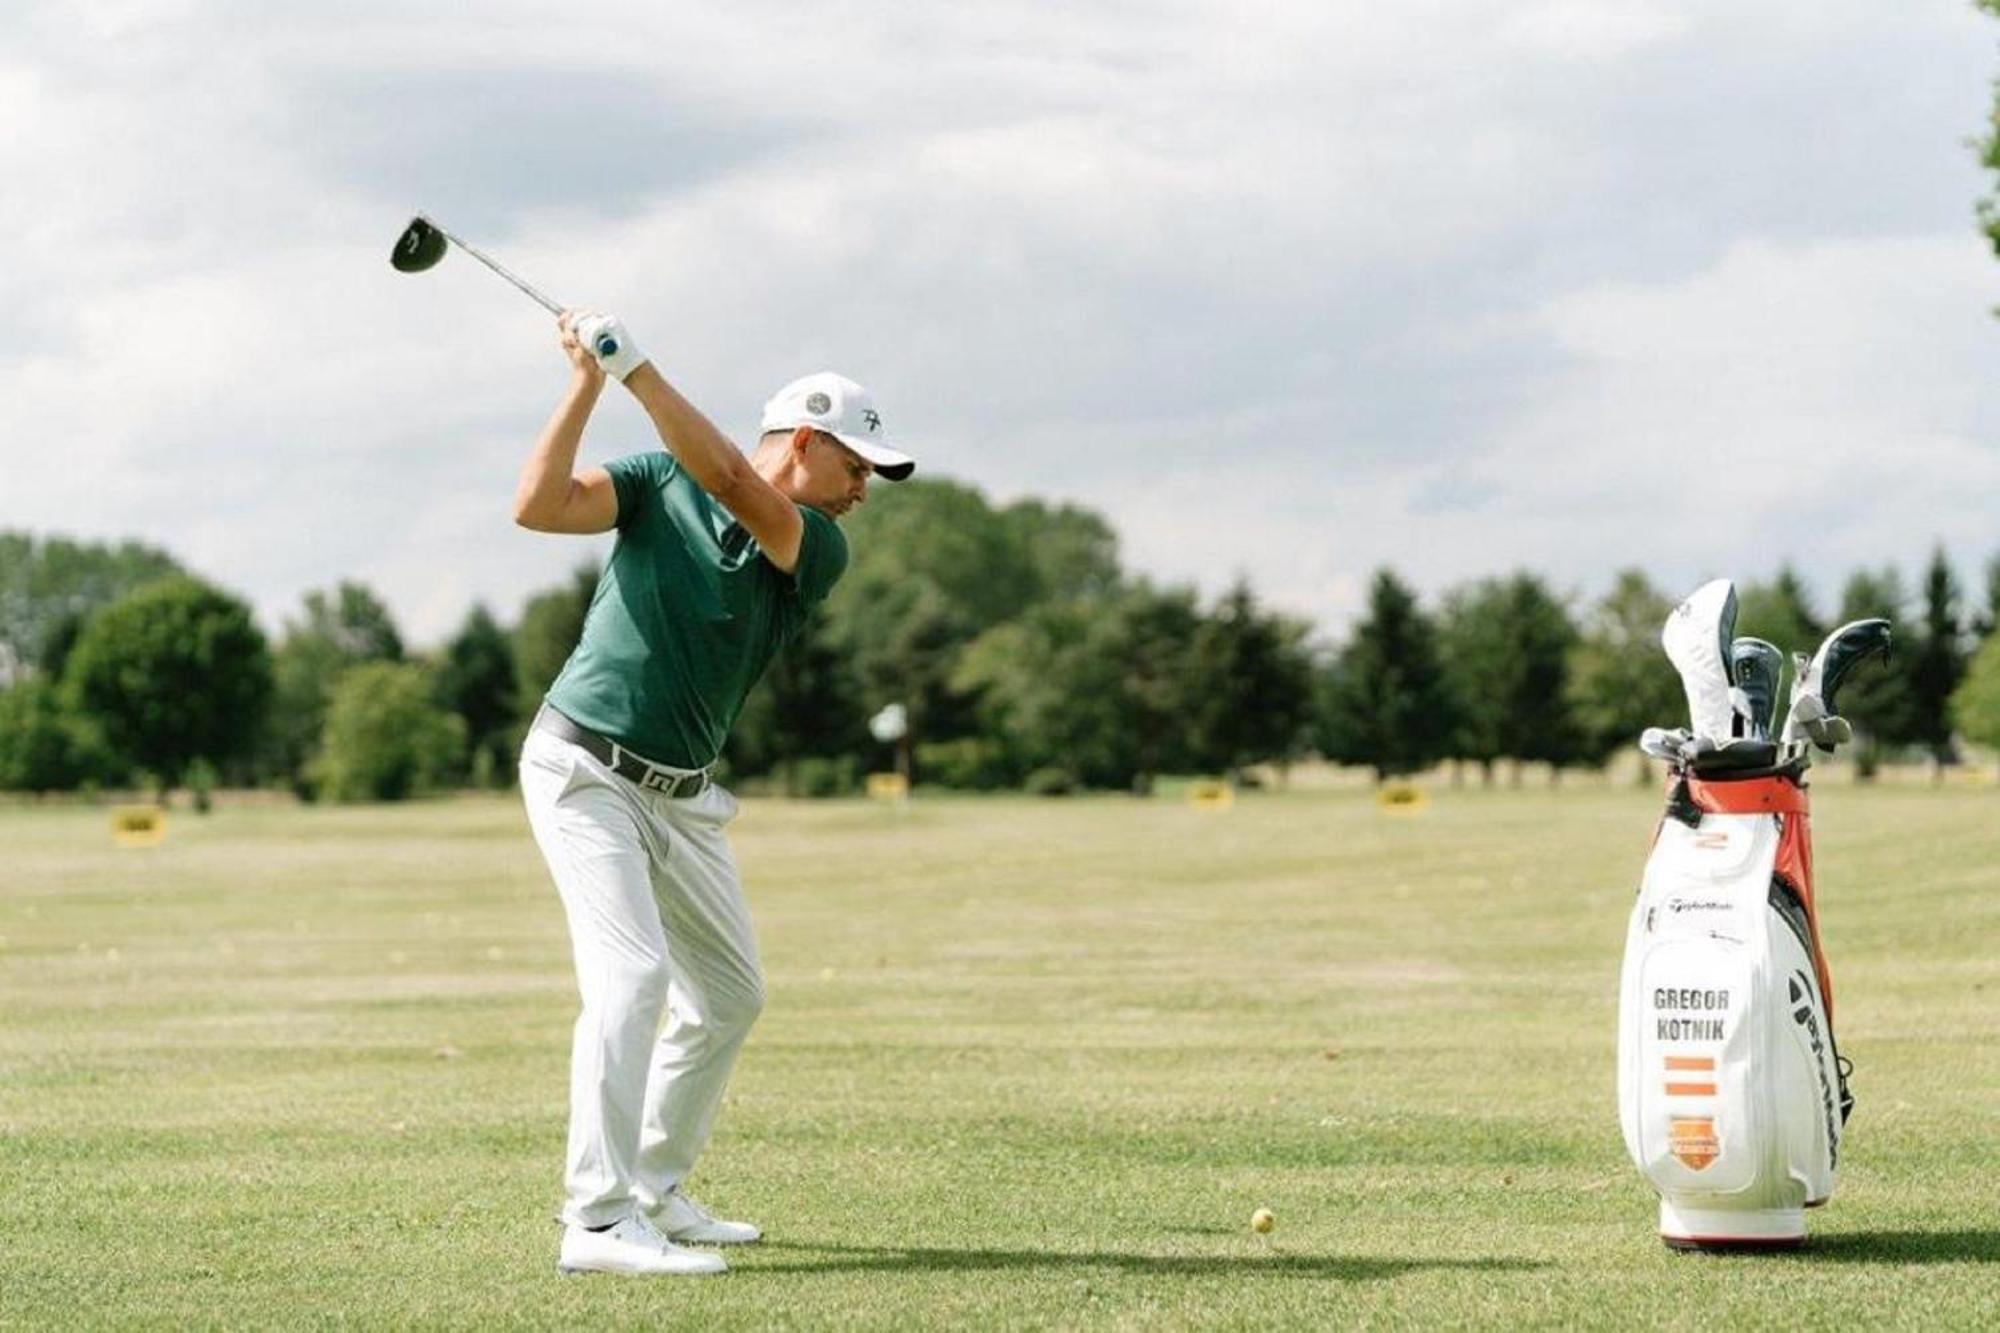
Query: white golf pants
xmin=518 ymin=728 xmax=764 ymax=1229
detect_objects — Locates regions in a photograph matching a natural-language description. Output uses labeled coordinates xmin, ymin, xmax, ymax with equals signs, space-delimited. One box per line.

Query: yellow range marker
xmin=1376 ymin=782 xmax=1429 ymax=814
xmin=865 ymin=772 xmax=910 ymax=801
xmin=1187 ymin=779 xmax=1234 ymax=810
xmin=110 ymin=805 xmax=167 ymax=847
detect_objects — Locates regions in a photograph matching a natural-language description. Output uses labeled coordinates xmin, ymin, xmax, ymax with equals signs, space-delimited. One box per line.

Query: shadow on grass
xmin=1792 ymin=1230 xmax=2000 ymax=1265
xmin=751 ymin=1240 xmax=1543 ymax=1282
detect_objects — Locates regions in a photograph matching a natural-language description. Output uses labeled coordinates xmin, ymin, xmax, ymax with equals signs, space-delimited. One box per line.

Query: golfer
xmin=514 ymin=310 xmax=913 ymax=1277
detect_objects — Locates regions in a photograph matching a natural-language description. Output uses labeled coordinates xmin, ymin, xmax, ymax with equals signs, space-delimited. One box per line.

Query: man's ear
xmin=790 ymin=425 xmax=817 ymax=457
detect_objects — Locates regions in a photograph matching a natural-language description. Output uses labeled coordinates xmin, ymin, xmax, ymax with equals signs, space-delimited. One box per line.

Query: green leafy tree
xmin=1103 ymin=582 xmax=1207 ymax=784
xmin=1318 ymin=570 xmax=1456 ymax=782
xmin=0 ymin=532 xmax=183 ymax=674
xmin=730 ymin=614 xmax=869 ymax=794
xmin=64 ymin=577 xmax=272 ymax=790
xmin=953 ymin=583 xmax=1203 ymax=791
xmin=1950 ymin=632 xmax=2000 ymax=779
xmin=1000 ymin=499 xmax=1122 ymax=605
xmin=1437 ymin=583 xmax=1507 ymax=781
xmin=37 ymin=610 xmax=90 ymax=679
xmin=1565 ymin=570 xmax=1683 ymax=775
xmin=1975 ymin=552 xmax=2000 ymax=639
xmin=955 ymin=600 xmax=1123 ymax=790
xmin=1735 ymin=565 xmax=1823 ymax=657
xmin=836 ymin=480 xmax=1044 ymax=632
xmin=826 ymin=480 xmax=1056 ymax=752
xmin=435 ymin=603 xmax=518 ymax=785
xmin=267 ymin=582 xmax=407 ymax=790
xmin=1907 ymin=547 xmax=1968 ymax=775
xmin=313 ymin=662 xmax=467 ymax=802
xmin=0 ymin=680 xmax=117 ymax=793
xmin=830 ymin=578 xmax=979 ymax=759
xmin=1440 ymin=573 xmax=1582 ymax=783
xmin=1833 ymin=568 xmax=1912 ymax=780
xmin=1979 ymin=0 xmax=2000 ymax=259
xmin=1183 ymin=582 xmax=1317 ymax=779
xmin=514 ymin=564 xmax=599 ymax=720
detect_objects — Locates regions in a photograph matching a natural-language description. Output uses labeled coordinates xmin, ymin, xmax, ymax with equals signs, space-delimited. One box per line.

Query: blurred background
xmin=4 ymin=0 xmax=2000 ymax=802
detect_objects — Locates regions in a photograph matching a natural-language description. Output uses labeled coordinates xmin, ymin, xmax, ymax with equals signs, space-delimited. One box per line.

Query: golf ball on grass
xmin=1250 ymin=1208 xmax=1275 ymax=1234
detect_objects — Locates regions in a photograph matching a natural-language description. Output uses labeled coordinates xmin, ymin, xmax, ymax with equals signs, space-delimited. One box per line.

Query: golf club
xmin=1662 ymin=579 xmax=1751 ymax=745
xmin=1777 ymin=619 xmax=1891 ymax=746
xmin=1730 ymin=638 xmax=1785 ymax=740
xmin=390 ymin=213 xmax=618 ymax=358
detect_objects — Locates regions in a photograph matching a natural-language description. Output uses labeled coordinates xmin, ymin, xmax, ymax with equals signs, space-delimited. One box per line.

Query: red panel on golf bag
xmin=1687 ymin=776 xmax=1835 ymax=1023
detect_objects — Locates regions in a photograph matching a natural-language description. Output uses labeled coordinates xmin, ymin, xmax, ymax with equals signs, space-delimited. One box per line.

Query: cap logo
xmin=806 ymin=392 xmax=832 ymax=414
xmin=862 ymin=409 xmax=881 ymax=432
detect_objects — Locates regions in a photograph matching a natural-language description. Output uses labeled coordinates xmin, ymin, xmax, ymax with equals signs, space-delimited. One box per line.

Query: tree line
xmin=4 ymin=494 xmax=2000 ymax=802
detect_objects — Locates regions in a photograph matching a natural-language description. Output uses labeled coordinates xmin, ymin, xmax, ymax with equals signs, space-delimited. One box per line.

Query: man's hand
xmin=556 ymin=312 xmax=606 ymax=387
xmin=566 ymin=309 xmax=650 ymax=382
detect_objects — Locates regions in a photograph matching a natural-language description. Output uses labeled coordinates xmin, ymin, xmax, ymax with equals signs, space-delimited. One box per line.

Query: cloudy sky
xmin=3 ymin=0 xmax=1997 ymax=646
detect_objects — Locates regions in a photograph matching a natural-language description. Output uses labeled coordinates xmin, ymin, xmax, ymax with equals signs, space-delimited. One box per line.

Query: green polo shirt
xmin=544 ymin=450 xmax=848 ymax=768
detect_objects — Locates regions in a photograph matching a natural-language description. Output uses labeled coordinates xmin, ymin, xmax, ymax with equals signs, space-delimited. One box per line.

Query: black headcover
xmin=1730 ymin=638 xmax=1784 ymax=740
xmin=1818 ymin=619 xmax=1892 ymax=718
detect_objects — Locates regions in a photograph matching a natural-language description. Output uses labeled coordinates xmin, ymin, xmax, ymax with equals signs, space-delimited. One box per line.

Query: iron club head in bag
xmin=389 ymin=213 xmax=618 ymax=359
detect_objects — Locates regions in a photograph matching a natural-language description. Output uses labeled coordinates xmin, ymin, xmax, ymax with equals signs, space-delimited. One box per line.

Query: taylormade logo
xmin=1790 ymin=972 xmax=1840 ymax=1167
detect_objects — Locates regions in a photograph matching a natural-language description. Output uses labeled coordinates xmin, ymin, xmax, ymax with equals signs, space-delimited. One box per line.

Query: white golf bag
xmin=1616 ymin=777 xmax=1848 ymax=1248
xmin=1619 ymin=582 xmax=1873 ymax=1250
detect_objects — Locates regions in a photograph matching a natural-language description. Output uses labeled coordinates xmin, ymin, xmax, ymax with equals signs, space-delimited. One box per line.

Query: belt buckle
xmin=633 ymin=759 xmax=703 ymax=799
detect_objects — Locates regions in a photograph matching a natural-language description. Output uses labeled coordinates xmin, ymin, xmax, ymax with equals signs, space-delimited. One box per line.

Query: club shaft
xmin=421 ymin=214 xmax=564 ymax=316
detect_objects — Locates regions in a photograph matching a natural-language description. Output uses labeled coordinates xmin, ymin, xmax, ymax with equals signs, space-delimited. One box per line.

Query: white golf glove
xmin=570 ymin=310 xmax=649 ymax=382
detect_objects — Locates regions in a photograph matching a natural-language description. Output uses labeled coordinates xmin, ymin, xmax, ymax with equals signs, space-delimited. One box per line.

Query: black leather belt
xmin=533 ymin=705 xmax=711 ymax=799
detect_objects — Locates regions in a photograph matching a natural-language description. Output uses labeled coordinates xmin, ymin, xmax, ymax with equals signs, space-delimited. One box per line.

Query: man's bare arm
xmin=621 ymin=363 xmax=805 ymax=572
xmin=514 ymin=334 xmax=618 ymax=534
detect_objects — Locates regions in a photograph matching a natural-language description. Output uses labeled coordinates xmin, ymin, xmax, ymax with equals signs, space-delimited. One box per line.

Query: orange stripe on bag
xmin=1664 ymin=1056 xmax=1715 ymax=1071
xmin=1665 ymin=1081 xmax=1718 ymax=1096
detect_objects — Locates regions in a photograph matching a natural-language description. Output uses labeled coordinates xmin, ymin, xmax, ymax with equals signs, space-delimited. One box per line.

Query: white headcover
xmin=1662 ymin=579 xmax=1751 ymax=743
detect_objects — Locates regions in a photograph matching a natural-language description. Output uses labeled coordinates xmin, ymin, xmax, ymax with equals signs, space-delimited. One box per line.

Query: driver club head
xmin=390 ymin=216 xmax=448 ymax=273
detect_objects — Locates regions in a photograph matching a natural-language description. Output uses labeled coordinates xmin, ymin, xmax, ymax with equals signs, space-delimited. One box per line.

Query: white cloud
xmin=0 ymin=0 xmax=1996 ymax=646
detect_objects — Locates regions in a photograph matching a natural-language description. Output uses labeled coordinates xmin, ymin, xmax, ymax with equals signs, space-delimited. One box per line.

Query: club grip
xmin=594 ymin=335 xmax=619 ymax=358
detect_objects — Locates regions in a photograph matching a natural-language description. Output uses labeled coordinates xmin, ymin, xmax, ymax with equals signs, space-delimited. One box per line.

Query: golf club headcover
xmin=571 ymin=311 xmax=648 ymax=381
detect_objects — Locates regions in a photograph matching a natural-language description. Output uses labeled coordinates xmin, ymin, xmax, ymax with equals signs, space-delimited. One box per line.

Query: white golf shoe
xmin=645 ymin=1189 xmax=763 ymax=1245
xmin=557 ymin=1213 xmax=728 ymax=1276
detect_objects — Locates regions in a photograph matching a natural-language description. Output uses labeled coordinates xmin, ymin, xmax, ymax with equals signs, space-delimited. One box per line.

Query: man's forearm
xmin=514 ymin=373 xmax=602 ymax=524
xmin=622 ymin=364 xmax=756 ymax=500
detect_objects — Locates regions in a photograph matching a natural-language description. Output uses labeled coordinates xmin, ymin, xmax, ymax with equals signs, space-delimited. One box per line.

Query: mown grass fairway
xmin=2 ymin=784 xmax=1996 ymax=1328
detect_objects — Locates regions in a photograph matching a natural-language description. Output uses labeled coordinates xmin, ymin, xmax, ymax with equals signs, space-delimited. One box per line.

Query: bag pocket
xmin=1621 ymin=935 xmax=1762 ymax=1197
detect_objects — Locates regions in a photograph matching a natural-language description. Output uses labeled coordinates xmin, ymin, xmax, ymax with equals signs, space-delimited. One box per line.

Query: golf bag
xmin=1617 ymin=759 xmax=1854 ymax=1249
xmin=1617 ymin=580 xmax=1882 ymax=1249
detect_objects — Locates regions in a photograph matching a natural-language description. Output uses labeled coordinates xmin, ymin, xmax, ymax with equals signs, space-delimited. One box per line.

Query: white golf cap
xmin=759 ymin=372 xmax=915 ymax=481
